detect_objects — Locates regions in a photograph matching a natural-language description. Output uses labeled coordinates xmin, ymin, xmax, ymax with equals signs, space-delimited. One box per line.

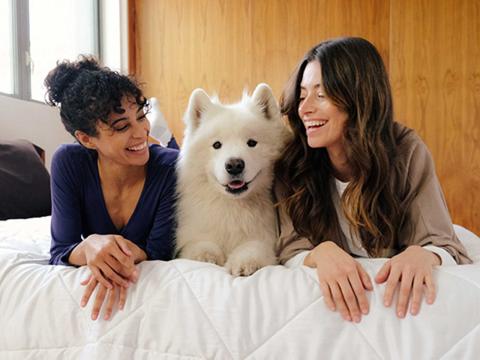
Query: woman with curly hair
xmin=276 ymin=37 xmax=471 ymax=323
xmin=45 ymin=57 xmax=178 ymax=320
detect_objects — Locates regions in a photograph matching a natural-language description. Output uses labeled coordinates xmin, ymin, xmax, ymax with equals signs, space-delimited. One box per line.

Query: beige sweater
xmin=275 ymin=123 xmax=472 ymax=265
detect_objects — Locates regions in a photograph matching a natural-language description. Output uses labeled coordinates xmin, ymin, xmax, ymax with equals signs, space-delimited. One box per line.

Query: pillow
xmin=0 ymin=139 xmax=51 ymax=220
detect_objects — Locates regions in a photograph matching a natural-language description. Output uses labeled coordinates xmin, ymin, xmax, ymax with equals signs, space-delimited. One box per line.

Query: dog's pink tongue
xmin=228 ymin=180 xmax=245 ymax=189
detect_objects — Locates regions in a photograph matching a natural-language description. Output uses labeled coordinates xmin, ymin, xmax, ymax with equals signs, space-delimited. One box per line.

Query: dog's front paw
xmin=193 ymin=251 xmax=225 ymax=265
xmin=226 ymin=257 xmax=265 ymax=277
xmin=225 ymin=241 xmax=277 ymax=276
xmin=179 ymin=241 xmax=226 ymax=266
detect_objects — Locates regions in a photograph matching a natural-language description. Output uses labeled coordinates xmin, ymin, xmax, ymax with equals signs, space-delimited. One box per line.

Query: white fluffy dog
xmin=175 ymin=84 xmax=290 ymax=276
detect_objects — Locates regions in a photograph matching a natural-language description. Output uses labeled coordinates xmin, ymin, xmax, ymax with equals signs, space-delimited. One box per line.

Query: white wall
xmin=0 ymin=94 xmax=73 ymax=171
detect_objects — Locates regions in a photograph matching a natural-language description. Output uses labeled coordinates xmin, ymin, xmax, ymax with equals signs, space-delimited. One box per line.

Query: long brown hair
xmin=277 ymin=37 xmax=410 ymax=256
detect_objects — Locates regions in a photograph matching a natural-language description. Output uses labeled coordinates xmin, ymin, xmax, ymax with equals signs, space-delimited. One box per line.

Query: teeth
xmin=305 ymin=120 xmax=327 ymax=128
xmin=127 ymin=142 xmax=147 ymax=151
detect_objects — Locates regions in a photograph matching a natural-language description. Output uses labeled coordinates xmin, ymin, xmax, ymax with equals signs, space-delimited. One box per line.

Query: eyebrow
xmin=300 ymin=84 xmax=322 ymax=90
xmin=109 ymin=105 xmax=145 ymax=126
xmin=110 ymin=117 xmax=128 ymax=127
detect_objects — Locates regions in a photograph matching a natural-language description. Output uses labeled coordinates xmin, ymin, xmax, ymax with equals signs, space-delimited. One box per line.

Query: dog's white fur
xmin=175 ymin=84 xmax=290 ymax=276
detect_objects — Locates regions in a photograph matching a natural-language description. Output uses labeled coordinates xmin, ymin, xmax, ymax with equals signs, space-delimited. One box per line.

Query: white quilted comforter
xmin=1 ymin=217 xmax=480 ymax=360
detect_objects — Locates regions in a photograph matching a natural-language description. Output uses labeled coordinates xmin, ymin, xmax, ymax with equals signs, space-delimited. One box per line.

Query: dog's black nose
xmin=225 ymin=158 xmax=245 ymax=175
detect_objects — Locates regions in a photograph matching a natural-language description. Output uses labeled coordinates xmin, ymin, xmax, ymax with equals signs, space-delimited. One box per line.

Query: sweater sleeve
xmin=167 ymin=137 xmax=180 ymax=150
xmin=49 ymin=146 xmax=84 ymax=266
xmin=144 ymin=164 xmax=177 ymax=260
xmin=274 ymin=180 xmax=314 ymax=265
xmin=402 ymin=137 xmax=472 ymax=264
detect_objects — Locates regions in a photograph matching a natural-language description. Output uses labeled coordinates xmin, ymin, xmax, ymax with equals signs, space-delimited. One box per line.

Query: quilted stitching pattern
xmin=1 ymin=217 xmax=480 ymax=360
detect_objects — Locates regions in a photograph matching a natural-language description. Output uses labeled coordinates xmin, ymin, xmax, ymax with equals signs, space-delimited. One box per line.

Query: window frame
xmin=1 ymin=0 xmax=101 ymax=102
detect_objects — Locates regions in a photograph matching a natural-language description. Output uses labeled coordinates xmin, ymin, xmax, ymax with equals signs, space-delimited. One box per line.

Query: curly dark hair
xmin=277 ymin=37 xmax=412 ymax=257
xmin=44 ymin=55 xmax=148 ymax=137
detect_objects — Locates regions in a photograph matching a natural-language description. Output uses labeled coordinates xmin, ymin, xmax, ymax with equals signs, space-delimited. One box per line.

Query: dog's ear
xmin=184 ymin=88 xmax=212 ymax=131
xmin=251 ymin=83 xmax=280 ymax=121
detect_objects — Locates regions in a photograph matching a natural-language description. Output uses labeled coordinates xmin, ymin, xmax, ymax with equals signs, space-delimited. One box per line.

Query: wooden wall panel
xmin=249 ymin=0 xmax=390 ymax=98
xmin=134 ymin=0 xmax=389 ymax=140
xmin=134 ymin=0 xmax=254 ymax=139
xmin=134 ymin=0 xmax=479 ymax=235
xmin=390 ymin=0 xmax=480 ymax=235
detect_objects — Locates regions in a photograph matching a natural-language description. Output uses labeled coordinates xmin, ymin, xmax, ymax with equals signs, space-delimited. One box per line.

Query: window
xmin=0 ymin=0 xmax=127 ymax=103
xmin=29 ymin=0 xmax=98 ymax=101
xmin=0 ymin=0 xmax=14 ymax=94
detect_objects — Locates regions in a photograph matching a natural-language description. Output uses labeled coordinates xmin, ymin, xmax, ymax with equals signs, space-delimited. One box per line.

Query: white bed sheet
xmin=0 ymin=216 xmax=479 ymax=360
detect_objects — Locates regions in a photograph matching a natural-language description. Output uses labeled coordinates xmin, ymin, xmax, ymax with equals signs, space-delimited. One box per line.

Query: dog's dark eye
xmin=212 ymin=141 xmax=222 ymax=149
xmin=247 ymin=139 xmax=257 ymax=148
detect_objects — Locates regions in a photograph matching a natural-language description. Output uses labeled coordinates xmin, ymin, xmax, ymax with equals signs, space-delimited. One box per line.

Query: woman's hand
xmin=70 ymin=234 xmax=145 ymax=289
xmin=71 ymin=236 xmax=146 ymax=320
xmin=304 ymin=241 xmax=373 ymax=322
xmin=80 ymin=274 xmax=128 ymax=320
xmin=83 ymin=234 xmax=136 ymax=288
xmin=375 ymin=245 xmax=441 ymax=318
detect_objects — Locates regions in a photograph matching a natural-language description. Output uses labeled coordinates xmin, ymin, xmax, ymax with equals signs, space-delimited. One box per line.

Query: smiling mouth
xmin=225 ymin=180 xmax=248 ymax=194
xmin=305 ymin=120 xmax=328 ymax=131
xmin=223 ymin=171 xmax=261 ymax=195
xmin=126 ymin=141 xmax=147 ymax=152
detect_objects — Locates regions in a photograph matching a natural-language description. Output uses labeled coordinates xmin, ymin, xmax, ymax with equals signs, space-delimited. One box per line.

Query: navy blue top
xmin=49 ymin=141 xmax=179 ymax=265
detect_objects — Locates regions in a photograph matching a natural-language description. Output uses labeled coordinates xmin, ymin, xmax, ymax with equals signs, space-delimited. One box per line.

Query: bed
xmin=0 ymin=216 xmax=479 ymax=360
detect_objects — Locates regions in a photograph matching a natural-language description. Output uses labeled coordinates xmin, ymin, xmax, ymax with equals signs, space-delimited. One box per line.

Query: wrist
xmin=304 ymin=251 xmax=314 ymax=267
xmin=430 ymin=251 xmax=442 ymax=266
xmin=134 ymin=248 xmax=147 ymax=263
xmin=303 ymin=241 xmax=336 ymax=267
xmin=68 ymin=241 xmax=87 ymax=266
xmin=129 ymin=244 xmax=147 ymax=263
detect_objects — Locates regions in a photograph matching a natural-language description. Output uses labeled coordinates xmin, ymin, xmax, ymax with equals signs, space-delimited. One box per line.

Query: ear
xmin=184 ymin=88 xmax=213 ymax=132
xmin=74 ymin=130 xmax=96 ymax=150
xmin=251 ymin=83 xmax=280 ymax=120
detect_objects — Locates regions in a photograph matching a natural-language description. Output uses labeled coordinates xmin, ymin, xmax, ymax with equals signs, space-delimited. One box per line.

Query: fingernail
xmin=361 ymin=308 xmax=368 ymax=315
xmin=398 ymin=311 xmax=404 ymax=318
xmin=80 ymin=300 xmax=86 ymax=307
xmin=353 ymin=316 xmax=361 ymax=323
xmin=92 ymin=313 xmax=98 ymax=321
xmin=384 ymin=300 xmax=390 ymax=307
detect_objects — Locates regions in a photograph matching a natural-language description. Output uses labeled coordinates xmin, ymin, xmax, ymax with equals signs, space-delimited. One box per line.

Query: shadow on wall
xmin=0 ymin=95 xmax=73 ymax=171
